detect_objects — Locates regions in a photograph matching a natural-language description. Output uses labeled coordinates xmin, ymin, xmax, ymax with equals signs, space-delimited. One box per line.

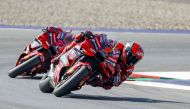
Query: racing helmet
xmin=122 ymin=41 xmax=144 ymax=66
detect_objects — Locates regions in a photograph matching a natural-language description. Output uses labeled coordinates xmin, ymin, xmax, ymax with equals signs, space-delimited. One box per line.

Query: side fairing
xmin=49 ymin=46 xmax=83 ymax=84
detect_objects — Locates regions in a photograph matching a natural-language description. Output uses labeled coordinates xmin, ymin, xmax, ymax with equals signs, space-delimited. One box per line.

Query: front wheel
xmin=39 ymin=74 xmax=54 ymax=93
xmin=53 ymin=66 xmax=90 ymax=97
xmin=8 ymin=55 xmax=41 ymax=78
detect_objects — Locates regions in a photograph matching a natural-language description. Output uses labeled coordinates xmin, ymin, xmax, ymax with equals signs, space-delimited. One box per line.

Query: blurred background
xmin=0 ymin=0 xmax=190 ymax=30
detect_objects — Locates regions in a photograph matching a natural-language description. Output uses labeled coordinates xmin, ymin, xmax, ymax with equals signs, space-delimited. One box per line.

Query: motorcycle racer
xmin=18 ymin=27 xmax=73 ymax=61
xmin=93 ymin=41 xmax=144 ymax=89
xmin=52 ymin=30 xmax=144 ymax=90
xmin=15 ymin=27 xmax=74 ymax=75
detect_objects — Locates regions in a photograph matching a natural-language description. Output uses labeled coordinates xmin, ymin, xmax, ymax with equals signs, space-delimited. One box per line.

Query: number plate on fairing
xmin=68 ymin=47 xmax=82 ymax=61
xmin=59 ymin=46 xmax=82 ymax=66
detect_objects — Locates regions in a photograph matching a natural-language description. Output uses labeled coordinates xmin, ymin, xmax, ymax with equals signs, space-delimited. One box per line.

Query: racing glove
xmin=74 ymin=30 xmax=94 ymax=43
xmin=112 ymin=73 xmax=122 ymax=87
xmin=82 ymin=30 xmax=94 ymax=39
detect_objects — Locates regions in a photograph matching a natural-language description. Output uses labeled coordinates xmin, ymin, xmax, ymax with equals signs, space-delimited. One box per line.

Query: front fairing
xmin=48 ymin=45 xmax=83 ymax=85
xmin=47 ymin=64 xmax=61 ymax=87
xmin=37 ymin=35 xmax=51 ymax=49
xmin=60 ymin=45 xmax=83 ymax=67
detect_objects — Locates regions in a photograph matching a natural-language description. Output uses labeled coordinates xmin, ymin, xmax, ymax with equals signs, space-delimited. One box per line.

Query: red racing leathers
xmin=54 ymin=31 xmax=134 ymax=90
xmin=21 ymin=27 xmax=73 ymax=57
xmin=87 ymin=34 xmax=134 ymax=89
xmin=16 ymin=27 xmax=73 ymax=75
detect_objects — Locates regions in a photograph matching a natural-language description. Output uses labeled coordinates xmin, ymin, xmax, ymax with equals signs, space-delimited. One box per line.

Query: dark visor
xmin=126 ymin=50 xmax=140 ymax=66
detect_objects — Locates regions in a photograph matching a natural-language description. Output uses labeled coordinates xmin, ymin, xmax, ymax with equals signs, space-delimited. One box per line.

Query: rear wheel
xmin=39 ymin=74 xmax=54 ymax=93
xmin=8 ymin=55 xmax=41 ymax=78
xmin=53 ymin=66 xmax=90 ymax=97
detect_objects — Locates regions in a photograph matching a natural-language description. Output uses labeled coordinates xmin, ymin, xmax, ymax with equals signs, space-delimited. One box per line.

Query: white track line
xmin=124 ymin=81 xmax=190 ymax=91
xmin=125 ymin=72 xmax=190 ymax=90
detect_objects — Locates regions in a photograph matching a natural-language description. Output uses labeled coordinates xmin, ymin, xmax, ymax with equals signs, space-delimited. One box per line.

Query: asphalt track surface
xmin=0 ymin=28 xmax=190 ymax=109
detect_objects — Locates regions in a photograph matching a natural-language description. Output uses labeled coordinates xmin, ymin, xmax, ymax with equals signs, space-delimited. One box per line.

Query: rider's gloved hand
xmin=74 ymin=30 xmax=94 ymax=43
xmin=82 ymin=30 xmax=94 ymax=39
xmin=112 ymin=73 xmax=122 ymax=86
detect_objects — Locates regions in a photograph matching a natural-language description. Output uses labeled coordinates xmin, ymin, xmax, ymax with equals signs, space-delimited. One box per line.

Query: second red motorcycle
xmin=8 ymin=29 xmax=59 ymax=78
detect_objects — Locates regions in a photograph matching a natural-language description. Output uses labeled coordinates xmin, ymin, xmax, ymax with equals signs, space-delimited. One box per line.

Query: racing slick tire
xmin=39 ymin=74 xmax=54 ymax=93
xmin=53 ymin=66 xmax=90 ymax=97
xmin=8 ymin=55 xmax=41 ymax=78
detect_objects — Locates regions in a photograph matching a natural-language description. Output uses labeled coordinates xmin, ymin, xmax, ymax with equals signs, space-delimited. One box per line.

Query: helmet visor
xmin=126 ymin=50 xmax=140 ymax=66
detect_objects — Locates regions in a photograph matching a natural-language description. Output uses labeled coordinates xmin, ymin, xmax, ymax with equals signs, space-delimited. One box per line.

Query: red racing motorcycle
xmin=8 ymin=30 xmax=58 ymax=78
xmin=39 ymin=36 xmax=108 ymax=97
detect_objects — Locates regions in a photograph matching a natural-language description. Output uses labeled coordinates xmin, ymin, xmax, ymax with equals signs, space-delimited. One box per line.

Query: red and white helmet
xmin=122 ymin=41 xmax=144 ymax=66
